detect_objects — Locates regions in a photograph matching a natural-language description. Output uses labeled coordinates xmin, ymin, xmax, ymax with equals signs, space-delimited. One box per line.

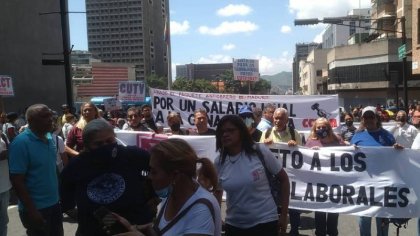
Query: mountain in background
xmin=261 ymin=71 xmax=292 ymax=94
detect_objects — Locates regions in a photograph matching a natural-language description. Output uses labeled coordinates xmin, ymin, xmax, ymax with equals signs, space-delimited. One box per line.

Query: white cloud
xmin=282 ymin=51 xmax=289 ymax=57
xmin=199 ymin=21 xmax=258 ymax=36
xmin=170 ymin=20 xmax=190 ymax=35
xmin=197 ymin=55 xmax=232 ymax=64
xmin=280 ymin=25 xmax=292 ymax=34
xmin=257 ymin=55 xmax=293 ymax=75
xmin=217 ymin=4 xmax=252 ymax=17
xmin=222 ymin=43 xmax=236 ymax=51
xmin=289 ymin=0 xmax=370 ymax=19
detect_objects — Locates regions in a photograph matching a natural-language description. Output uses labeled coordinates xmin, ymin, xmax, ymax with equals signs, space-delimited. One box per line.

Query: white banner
xmin=233 ymin=58 xmax=259 ymax=81
xmin=270 ymin=143 xmax=420 ymax=218
xmin=150 ymin=88 xmax=339 ymax=130
xmin=115 ymin=131 xmax=420 ymax=217
xmin=116 ymin=131 xmax=218 ymax=163
xmin=119 ymin=81 xmax=146 ymax=102
xmin=0 ymin=75 xmax=14 ymax=96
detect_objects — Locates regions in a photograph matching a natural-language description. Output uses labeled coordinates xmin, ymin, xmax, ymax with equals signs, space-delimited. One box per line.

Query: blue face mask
xmin=244 ymin=117 xmax=253 ymax=128
xmin=316 ymin=128 xmax=328 ymax=139
xmin=155 ymin=185 xmax=172 ymax=198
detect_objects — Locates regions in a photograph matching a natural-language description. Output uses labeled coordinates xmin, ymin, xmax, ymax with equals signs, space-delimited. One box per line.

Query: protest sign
xmin=270 ymin=143 xmax=420 ymax=218
xmin=150 ymin=88 xmax=339 ymax=130
xmin=233 ymin=59 xmax=259 ymax=81
xmin=115 ymin=131 xmax=420 ymax=217
xmin=0 ymin=75 xmax=14 ymax=96
xmin=103 ymin=97 xmax=122 ymax=111
xmin=119 ymin=81 xmax=146 ymax=102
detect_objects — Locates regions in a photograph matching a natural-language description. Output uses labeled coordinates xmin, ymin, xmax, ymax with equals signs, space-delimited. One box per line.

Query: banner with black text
xmin=150 ymin=88 xmax=339 ymax=130
xmin=271 ymin=143 xmax=420 ymax=218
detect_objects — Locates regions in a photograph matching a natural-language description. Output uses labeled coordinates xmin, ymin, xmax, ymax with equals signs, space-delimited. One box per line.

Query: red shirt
xmin=66 ymin=126 xmax=84 ymax=152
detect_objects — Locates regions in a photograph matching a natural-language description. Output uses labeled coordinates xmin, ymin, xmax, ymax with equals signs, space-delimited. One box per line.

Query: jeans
xmin=225 ymin=220 xmax=278 ymax=236
xmin=19 ymin=203 xmax=63 ymax=236
xmin=0 ymin=191 xmax=9 ymax=236
xmin=315 ymin=211 xmax=338 ymax=236
xmin=359 ymin=216 xmax=388 ymax=236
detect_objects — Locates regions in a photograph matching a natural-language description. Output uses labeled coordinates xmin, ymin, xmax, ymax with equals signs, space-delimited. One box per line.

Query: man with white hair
xmin=391 ymin=110 xmax=418 ymax=148
xmin=9 ymin=104 xmax=63 ymax=235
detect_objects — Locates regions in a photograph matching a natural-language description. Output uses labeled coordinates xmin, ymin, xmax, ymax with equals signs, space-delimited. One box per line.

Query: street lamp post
xmin=295 ymin=16 xmax=409 ymax=112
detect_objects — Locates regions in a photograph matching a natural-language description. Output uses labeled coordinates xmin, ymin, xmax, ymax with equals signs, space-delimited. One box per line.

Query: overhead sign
xmin=103 ymin=97 xmax=122 ymax=111
xmin=150 ymin=88 xmax=339 ymax=130
xmin=0 ymin=75 xmax=14 ymax=96
xmin=119 ymin=81 xmax=146 ymax=102
xmin=233 ymin=59 xmax=259 ymax=81
xmin=398 ymin=44 xmax=406 ymax=60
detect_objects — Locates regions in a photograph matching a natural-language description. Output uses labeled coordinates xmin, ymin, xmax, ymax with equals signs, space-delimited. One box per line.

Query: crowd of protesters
xmin=0 ymin=101 xmax=420 ymax=236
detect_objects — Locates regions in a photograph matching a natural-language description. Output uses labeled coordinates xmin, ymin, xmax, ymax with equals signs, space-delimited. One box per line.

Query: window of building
xmin=349 ymin=21 xmax=356 ymax=35
xmin=418 ymin=8 xmax=420 ymax=45
xmin=316 ymin=70 xmax=322 ymax=76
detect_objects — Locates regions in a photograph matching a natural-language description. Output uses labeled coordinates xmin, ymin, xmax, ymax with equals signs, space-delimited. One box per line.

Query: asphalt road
xmin=7 ymin=203 xmax=417 ymax=236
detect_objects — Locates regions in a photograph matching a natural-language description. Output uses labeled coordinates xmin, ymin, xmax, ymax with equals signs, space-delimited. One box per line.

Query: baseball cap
xmin=239 ymin=105 xmax=252 ymax=115
xmin=361 ymin=106 xmax=377 ymax=117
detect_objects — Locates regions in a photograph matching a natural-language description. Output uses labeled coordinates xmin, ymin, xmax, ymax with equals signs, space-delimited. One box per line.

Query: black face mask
xmin=89 ymin=142 xmax=118 ymax=162
xmin=170 ymin=123 xmax=181 ymax=132
xmin=345 ymin=120 xmax=353 ymax=127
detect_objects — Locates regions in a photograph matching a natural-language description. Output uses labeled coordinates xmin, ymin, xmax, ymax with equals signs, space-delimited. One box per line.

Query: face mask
xmin=316 ymin=128 xmax=328 ymax=139
xmin=170 ymin=123 xmax=181 ymax=132
xmin=155 ymin=185 xmax=172 ymax=198
xmin=244 ymin=117 xmax=253 ymax=128
xmin=89 ymin=142 xmax=118 ymax=161
xmin=345 ymin=120 xmax=353 ymax=127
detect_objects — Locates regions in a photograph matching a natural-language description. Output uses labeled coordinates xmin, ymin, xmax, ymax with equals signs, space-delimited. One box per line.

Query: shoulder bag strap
xmin=264 ymin=127 xmax=272 ymax=139
xmin=155 ymin=198 xmax=215 ymax=236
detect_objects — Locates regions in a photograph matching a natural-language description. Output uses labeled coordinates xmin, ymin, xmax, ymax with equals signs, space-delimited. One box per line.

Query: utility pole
xmin=60 ymin=0 xmax=73 ymax=108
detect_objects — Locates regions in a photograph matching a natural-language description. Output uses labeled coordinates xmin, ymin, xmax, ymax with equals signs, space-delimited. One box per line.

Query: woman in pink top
xmin=305 ymin=117 xmax=346 ymax=236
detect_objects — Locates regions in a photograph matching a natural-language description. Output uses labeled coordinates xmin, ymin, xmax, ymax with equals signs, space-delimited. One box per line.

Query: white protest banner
xmin=150 ymin=88 xmax=339 ymax=130
xmin=103 ymin=97 xmax=122 ymax=111
xmin=0 ymin=75 xmax=14 ymax=96
xmin=119 ymin=81 xmax=146 ymax=102
xmin=270 ymin=143 xmax=420 ymax=218
xmin=115 ymin=131 xmax=218 ymax=162
xmin=233 ymin=59 xmax=259 ymax=81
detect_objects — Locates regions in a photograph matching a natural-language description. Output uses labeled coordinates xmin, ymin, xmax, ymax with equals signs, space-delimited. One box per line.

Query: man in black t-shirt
xmin=192 ymin=108 xmax=216 ymax=135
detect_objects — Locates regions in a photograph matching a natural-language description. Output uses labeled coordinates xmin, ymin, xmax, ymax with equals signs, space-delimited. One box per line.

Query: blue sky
xmin=68 ymin=0 xmax=370 ymax=76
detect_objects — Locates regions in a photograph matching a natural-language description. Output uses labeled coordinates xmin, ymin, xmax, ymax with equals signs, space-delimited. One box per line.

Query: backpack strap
xmin=264 ymin=127 xmax=272 ymax=139
xmin=255 ymin=144 xmax=271 ymax=177
xmin=154 ymin=198 xmax=215 ymax=236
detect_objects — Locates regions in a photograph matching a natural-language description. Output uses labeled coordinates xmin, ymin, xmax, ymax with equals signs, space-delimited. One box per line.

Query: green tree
xmin=253 ymin=79 xmax=271 ymax=94
xmin=145 ymin=74 xmax=167 ymax=89
xmin=172 ymin=77 xmax=217 ymax=92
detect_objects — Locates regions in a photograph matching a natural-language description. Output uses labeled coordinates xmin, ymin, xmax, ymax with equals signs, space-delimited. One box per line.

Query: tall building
xmin=0 ymin=1 xmax=68 ymax=112
xmin=176 ymin=63 xmax=233 ymax=81
xmin=322 ymin=9 xmax=371 ymax=48
xmin=85 ymin=0 xmax=170 ymax=81
xmin=292 ymin=43 xmax=320 ymax=94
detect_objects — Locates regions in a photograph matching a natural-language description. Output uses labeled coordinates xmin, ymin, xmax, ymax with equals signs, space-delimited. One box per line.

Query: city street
xmin=7 ymin=203 xmax=417 ymax=236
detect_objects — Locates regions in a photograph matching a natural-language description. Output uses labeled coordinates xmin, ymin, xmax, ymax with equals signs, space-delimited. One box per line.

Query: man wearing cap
xmin=350 ymin=106 xmax=403 ymax=236
xmin=391 ymin=110 xmax=418 ymax=148
xmin=238 ymin=105 xmax=262 ymax=142
xmin=57 ymin=104 xmax=72 ymax=129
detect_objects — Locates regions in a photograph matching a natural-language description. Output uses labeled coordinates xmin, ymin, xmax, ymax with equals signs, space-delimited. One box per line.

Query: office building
xmin=176 ymin=63 xmax=233 ymax=81
xmin=86 ymin=0 xmax=170 ymax=81
xmin=292 ymin=43 xmax=320 ymax=94
xmin=0 ymin=1 xmax=68 ymax=112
